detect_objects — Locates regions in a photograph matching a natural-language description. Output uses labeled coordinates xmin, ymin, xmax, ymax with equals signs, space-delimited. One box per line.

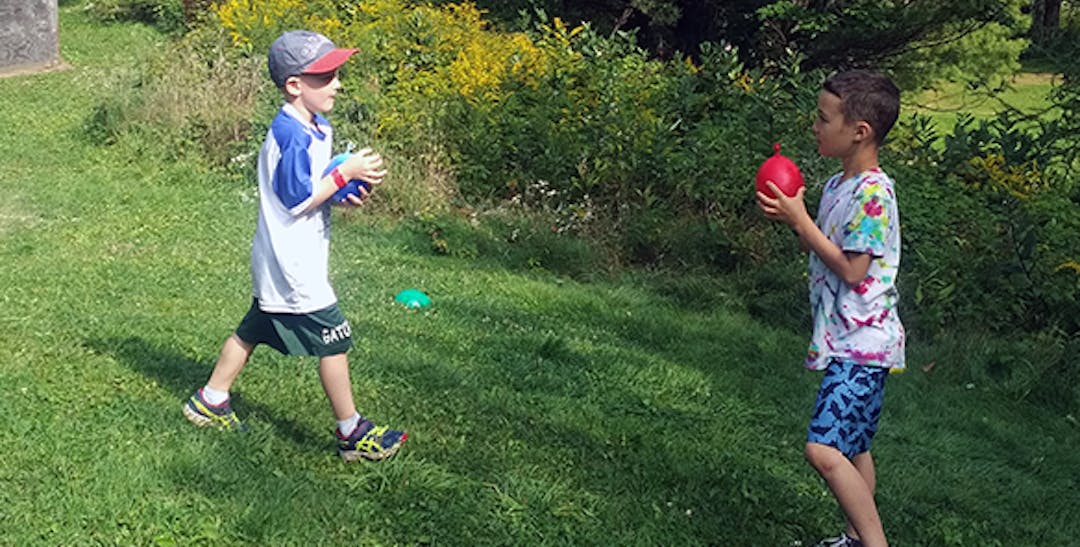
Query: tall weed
xmin=85 ymin=25 xmax=265 ymax=167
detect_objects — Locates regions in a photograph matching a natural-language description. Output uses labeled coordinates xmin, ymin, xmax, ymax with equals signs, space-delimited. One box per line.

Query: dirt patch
xmin=1010 ymin=72 xmax=1061 ymax=86
xmin=0 ymin=60 xmax=70 ymax=79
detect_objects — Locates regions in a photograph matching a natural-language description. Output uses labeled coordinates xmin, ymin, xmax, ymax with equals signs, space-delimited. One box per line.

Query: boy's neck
xmin=284 ymin=98 xmax=317 ymax=127
xmin=841 ymin=143 xmax=880 ymax=179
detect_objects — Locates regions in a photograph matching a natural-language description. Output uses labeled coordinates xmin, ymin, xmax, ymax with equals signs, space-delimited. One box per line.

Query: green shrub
xmin=124 ymin=1 xmax=827 ymax=273
xmin=86 ymin=0 xmax=186 ymax=34
xmin=891 ymin=104 xmax=1080 ymax=339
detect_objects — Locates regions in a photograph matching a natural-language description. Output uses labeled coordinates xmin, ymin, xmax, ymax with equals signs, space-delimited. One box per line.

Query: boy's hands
xmin=339 ymin=147 xmax=386 ymax=204
xmin=757 ymin=181 xmax=811 ymax=230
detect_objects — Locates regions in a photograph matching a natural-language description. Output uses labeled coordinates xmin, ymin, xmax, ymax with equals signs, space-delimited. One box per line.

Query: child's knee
xmin=805 ymin=442 xmax=845 ymax=474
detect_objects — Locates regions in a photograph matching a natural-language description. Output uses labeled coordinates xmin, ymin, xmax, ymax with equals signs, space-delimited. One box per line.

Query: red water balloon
xmin=755 ymin=143 xmax=804 ymax=198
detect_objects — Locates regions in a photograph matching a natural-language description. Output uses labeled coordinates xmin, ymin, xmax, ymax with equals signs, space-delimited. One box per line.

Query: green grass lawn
xmin=1 ymin=7 xmax=1079 ymax=546
xmin=906 ymin=71 xmax=1061 ymax=131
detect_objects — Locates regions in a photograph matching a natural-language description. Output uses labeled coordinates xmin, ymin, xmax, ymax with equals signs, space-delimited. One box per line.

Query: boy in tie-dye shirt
xmin=757 ymin=70 xmax=903 ymax=547
xmin=807 ymin=168 xmax=904 ymax=371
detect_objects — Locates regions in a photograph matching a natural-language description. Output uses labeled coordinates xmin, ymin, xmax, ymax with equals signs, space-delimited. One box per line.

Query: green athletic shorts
xmin=234 ymin=298 xmax=353 ymax=357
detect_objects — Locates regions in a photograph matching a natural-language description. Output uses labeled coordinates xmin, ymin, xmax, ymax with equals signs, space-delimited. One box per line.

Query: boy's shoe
xmin=814 ymin=532 xmax=862 ymax=547
xmin=337 ymin=418 xmax=407 ymax=462
xmin=182 ymin=389 xmax=247 ymax=432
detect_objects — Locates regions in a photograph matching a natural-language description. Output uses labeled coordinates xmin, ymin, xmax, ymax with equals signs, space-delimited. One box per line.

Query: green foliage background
xmin=86 ymin=0 xmax=1080 ymax=412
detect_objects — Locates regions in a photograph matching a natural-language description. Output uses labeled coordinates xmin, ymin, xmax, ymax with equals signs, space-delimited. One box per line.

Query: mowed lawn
xmin=907 ymin=71 xmax=1060 ymax=131
xmin=1 ymin=7 xmax=1078 ymax=546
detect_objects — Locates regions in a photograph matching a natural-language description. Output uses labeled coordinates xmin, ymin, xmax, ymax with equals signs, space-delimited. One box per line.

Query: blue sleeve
xmin=273 ymin=136 xmax=314 ymax=211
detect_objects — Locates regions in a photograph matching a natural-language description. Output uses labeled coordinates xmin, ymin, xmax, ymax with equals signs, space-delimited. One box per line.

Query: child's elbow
xmin=841 ymin=271 xmax=866 ymax=287
xmin=840 ymin=253 xmax=873 ymax=287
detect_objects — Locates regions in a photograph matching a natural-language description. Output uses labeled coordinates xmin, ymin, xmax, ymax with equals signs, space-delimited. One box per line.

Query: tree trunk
xmin=1030 ymin=0 xmax=1062 ymax=43
xmin=1042 ymin=0 xmax=1061 ymax=30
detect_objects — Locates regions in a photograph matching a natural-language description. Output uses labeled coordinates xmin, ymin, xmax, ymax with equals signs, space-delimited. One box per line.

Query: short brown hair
xmin=823 ymin=70 xmax=900 ymax=145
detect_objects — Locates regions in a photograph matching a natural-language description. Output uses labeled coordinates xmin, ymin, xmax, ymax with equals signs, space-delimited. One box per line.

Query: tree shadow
xmin=82 ymin=336 xmax=325 ymax=451
xmin=353 ymin=296 xmax=818 ymax=543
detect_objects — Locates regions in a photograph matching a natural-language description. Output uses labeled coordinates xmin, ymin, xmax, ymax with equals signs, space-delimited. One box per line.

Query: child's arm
xmin=303 ymin=148 xmax=387 ymax=212
xmin=757 ymin=182 xmax=871 ymax=286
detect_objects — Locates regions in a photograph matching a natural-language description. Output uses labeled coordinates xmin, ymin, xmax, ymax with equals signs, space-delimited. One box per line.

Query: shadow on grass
xmin=81 ymin=321 xmax=816 ymax=542
xmin=376 ymin=214 xmax=608 ymax=281
xmin=356 ymin=302 xmax=818 ymax=543
xmin=83 ymin=336 xmax=325 ymax=451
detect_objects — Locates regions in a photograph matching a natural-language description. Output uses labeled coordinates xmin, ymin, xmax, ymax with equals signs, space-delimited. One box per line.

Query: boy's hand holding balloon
xmin=756 ymin=143 xmax=809 ymax=229
xmin=755 ymin=142 xmax=804 ymax=198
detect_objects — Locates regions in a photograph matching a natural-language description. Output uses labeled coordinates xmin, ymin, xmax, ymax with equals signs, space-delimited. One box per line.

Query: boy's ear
xmin=283 ymin=76 xmax=302 ymax=99
xmin=853 ymin=120 xmax=875 ymax=144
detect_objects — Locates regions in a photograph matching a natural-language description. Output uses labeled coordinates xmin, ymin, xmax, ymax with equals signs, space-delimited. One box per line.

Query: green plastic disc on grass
xmin=394 ymin=289 xmax=431 ymax=309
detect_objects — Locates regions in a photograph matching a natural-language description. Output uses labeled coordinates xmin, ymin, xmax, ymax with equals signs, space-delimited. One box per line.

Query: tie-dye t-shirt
xmin=806 ymin=169 xmax=905 ymax=371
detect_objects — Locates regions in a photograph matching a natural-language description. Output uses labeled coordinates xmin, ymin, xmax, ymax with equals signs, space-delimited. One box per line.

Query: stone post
xmin=0 ymin=0 xmax=61 ymax=76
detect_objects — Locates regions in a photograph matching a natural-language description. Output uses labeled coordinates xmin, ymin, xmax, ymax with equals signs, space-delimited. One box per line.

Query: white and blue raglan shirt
xmin=250 ymin=104 xmax=336 ymax=314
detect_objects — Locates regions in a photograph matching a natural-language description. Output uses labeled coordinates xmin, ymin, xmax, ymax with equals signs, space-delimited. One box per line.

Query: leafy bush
xmin=86 ymin=0 xmax=186 ymax=34
xmin=214 ymin=0 xmax=343 ymax=54
xmin=885 ymin=73 xmax=1080 ymax=410
xmin=891 ymin=103 xmax=1080 ymax=338
xmin=311 ymin=3 xmax=830 ymax=270
xmin=122 ymin=0 xmax=828 ymax=272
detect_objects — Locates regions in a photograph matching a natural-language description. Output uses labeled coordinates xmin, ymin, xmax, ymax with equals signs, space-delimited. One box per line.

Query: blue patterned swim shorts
xmin=807 ymin=359 xmax=888 ymax=459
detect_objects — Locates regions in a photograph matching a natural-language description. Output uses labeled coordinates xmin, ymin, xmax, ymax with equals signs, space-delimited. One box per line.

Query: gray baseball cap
xmin=267 ymin=30 xmax=358 ymax=87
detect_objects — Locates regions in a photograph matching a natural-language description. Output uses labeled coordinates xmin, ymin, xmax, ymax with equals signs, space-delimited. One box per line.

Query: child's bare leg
xmin=184 ymin=334 xmax=251 ymax=430
xmin=322 ymin=353 xmax=405 ymax=461
xmin=206 ymin=334 xmax=254 ymax=392
xmin=845 ymin=451 xmax=877 ymax=539
xmin=318 ymin=353 xmax=357 ymax=421
xmin=805 ymin=442 xmax=887 ymax=547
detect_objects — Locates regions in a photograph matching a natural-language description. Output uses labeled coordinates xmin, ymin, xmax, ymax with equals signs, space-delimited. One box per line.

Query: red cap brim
xmin=304 ymin=48 xmax=359 ymax=74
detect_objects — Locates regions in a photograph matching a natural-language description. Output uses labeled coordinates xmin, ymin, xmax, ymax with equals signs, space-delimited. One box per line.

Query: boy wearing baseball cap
xmin=182 ymin=30 xmax=406 ymax=462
